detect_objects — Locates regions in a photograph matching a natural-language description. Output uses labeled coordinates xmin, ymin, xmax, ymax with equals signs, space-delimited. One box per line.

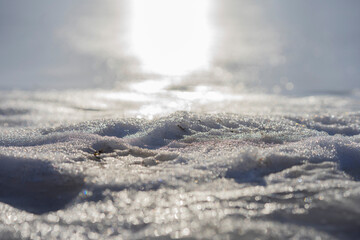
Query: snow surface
xmin=1 ymin=89 xmax=360 ymax=239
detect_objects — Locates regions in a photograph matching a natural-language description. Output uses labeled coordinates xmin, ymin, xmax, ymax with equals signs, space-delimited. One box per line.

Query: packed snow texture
xmin=1 ymin=90 xmax=360 ymax=239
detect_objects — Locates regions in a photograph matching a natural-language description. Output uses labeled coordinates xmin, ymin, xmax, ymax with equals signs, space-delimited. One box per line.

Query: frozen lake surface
xmin=1 ymin=89 xmax=360 ymax=239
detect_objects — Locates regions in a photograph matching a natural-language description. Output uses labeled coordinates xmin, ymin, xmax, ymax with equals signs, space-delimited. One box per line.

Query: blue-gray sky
xmin=0 ymin=0 xmax=359 ymax=93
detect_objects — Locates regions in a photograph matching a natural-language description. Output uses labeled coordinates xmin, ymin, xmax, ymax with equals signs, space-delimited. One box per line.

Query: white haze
xmin=0 ymin=0 xmax=359 ymax=93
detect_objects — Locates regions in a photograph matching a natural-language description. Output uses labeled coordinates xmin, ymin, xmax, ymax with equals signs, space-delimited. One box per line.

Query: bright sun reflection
xmin=129 ymin=0 xmax=213 ymax=76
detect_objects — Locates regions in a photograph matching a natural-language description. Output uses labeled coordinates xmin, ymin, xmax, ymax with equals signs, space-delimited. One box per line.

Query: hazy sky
xmin=0 ymin=0 xmax=359 ymax=93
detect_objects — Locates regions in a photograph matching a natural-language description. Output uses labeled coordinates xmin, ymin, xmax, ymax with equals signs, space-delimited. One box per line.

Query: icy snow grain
xmin=0 ymin=91 xmax=360 ymax=239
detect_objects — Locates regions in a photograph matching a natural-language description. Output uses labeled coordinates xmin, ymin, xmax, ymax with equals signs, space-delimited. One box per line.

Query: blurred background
xmin=1 ymin=0 xmax=360 ymax=94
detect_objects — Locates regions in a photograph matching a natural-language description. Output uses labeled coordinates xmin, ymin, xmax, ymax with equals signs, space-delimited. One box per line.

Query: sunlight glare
xmin=129 ymin=0 xmax=213 ymax=76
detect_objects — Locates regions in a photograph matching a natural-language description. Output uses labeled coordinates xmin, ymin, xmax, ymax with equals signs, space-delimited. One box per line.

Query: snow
xmin=1 ymin=89 xmax=360 ymax=239
xmin=1 ymin=1 xmax=360 ymax=238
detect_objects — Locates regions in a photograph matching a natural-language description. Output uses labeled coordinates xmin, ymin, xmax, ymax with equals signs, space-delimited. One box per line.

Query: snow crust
xmin=1 ymin=90 xmax=360 ymax=239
